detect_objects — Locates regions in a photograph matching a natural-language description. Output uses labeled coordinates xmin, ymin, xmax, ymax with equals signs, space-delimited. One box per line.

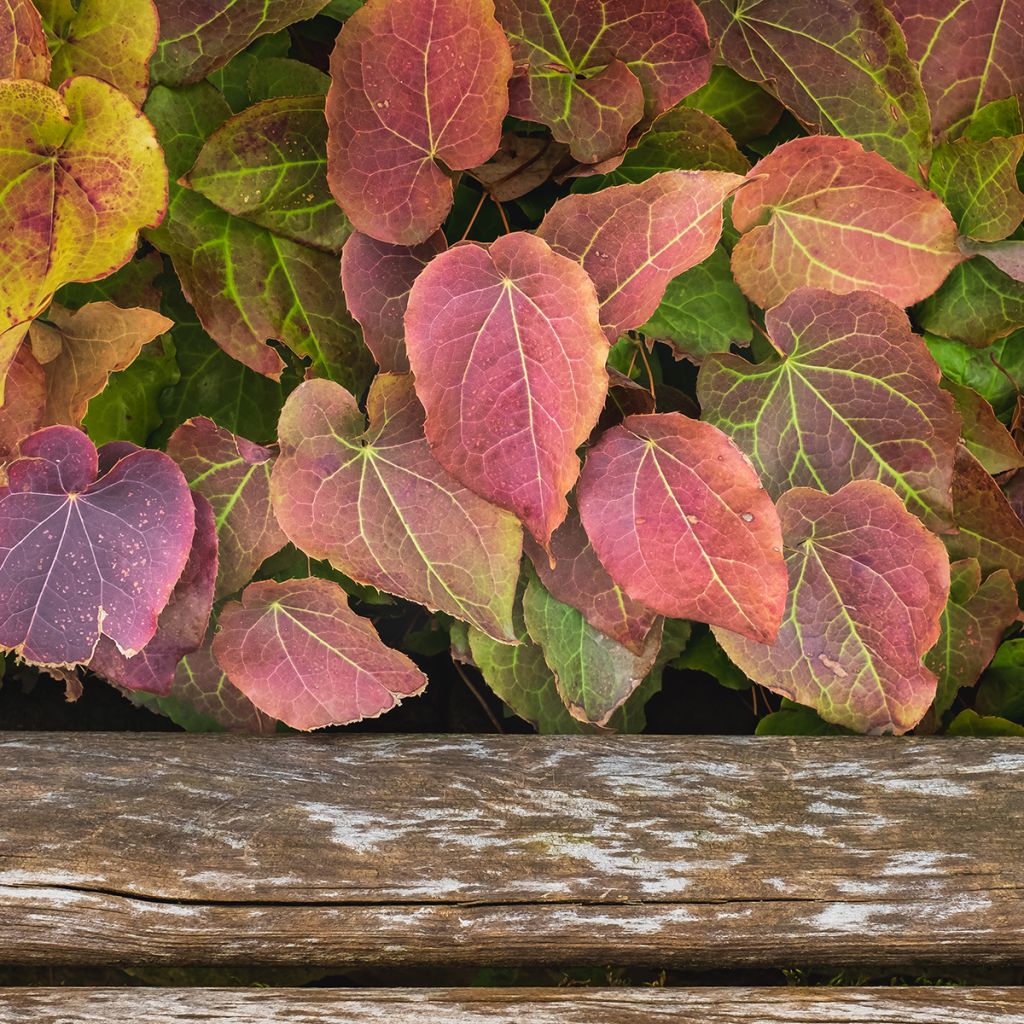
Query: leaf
xmin=145 ymin=89 xmax=372 ymax=389
xmin=672 ymin=625 xmax=749 ymax=690
xmin=340 ymin=230 xmax=447 ymax=373
xmin=923 ymin=559 xmax=1018 ymax=717
xmin=28 ymin=303 xmax=172 ymax=429
xmin=36 ymin=0 xmax=159 ymax=105
xmin=523 ymin=567 xmax=664 ymax=726
xmin=891 ymin=0 xmax=1024 ymax=137
xmin=926 ymin=330 xmax=1024 ymax=421
xmin=756 ymin=704 xmax=849 ymax=736
xmin=212 ymin=577 xmax=427 ymax=729
xmin=946 ymin=445 xmax=1024 ymax=581
xmin=638 ymin=244 xmax=752 ymax=362
xmin=681 ymin=65 xmax=782 ymax=144
xmin=538 ymin=170 xmax=742 ymax=341
xmin=142 ymin=82 xmax=232 ymax=181
xmin=90 ymin=490 xmax=218 ymax=694
xmin=941 ymin=378 xmax=1024 ymax=475
xmin=715 ymin=480 xmax=950 ymax=735
xmin=404 ymin=232 xmax=608 ymax=547
xmin=55 ymin=250 xmax=164 ymax=312
xmin=155 ymin=276 xmax=302 ymax=446
xmin=578 ymin=412 xmax=787 ymax=642
xmin=83 ymin=336 xmax=179 ymax=447
xmin=468 ymin=133 xmax=571 ymax=201
xmin=0 ymin=0 xmax=50 ymax=81
xmin=571 ymin=107 xmax=750 ymax=194
xmin=976 ymin=638 xmax=1024 ymax=721
xmin=130 ymin=638 xmax=278 ymax=733
xmin=151 ymin=0 xmax=328 ymax=86
xmin=246 ymin=58 xmax=331 ymax=103
xmin=166 ymin=418 xmax=288 ymax=599
xmin=187 ymin=95 xmax=350 ymax=253
xmin=700 ymin=0 xmax=931 ymax=179
xmin=916 ymin=257 xmax=1024 ymax=347
xmin=522 ymin=503 xmax=660 ymax=654
xmin=0 ymin=426 xmax=195 ymax=666
xmin=496 ymin=0 xmax=711 ymax=164
xmin=963 ymin=239 xmax=1024 ymax=283
xmin=699 ymin=288 xmax=960 ymax=530
xmin=730 ymin=136 xmax=962 ymax=310
xmin=272 ymin=374 xmax=522 ymax=641
xmin=0 ymin=77 xmax=167 ymax=340
xmin=928 ymin=135 xmax=1024 ymax=242
xmin=206 ymin=31 xmax=291 ymax=112
xmin=0 ymin=345 xmax=44 ymax=463
xmin=946 ymin=709 xmax=1024 ymax=737
xmin=326 ymin=0 xmax=512 ymax=244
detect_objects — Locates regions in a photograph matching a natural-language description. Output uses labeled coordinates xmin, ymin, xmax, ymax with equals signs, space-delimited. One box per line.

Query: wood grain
xmin=1 ymin=987 xmax=1023 ymax=1023
xmin=1 ymin=734 xmax=1022 ymax=968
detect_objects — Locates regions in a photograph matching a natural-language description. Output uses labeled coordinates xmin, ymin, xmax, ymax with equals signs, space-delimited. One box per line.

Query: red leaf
xmin=212 ymin=577 xmax=426 ymax=730
xmin=715 ymin=481 xmax=950 ymax=735
xmin=0 ymin=344 xmax=44 ymax=463
xmin=340 ymin=230 xmax=447 ymax=373
xmin=731 ymin=136 xmax=962 ymax=309
xmin=578 ymin=413 xmax=787 ymax=642
xmin=326 ymin=0 xmax=512 ymax=244
xmin=91 ymin=491 xmax=218 ymax=695
xmin=538 ymin=170 xmax=742 ymax=340
xmin=405 ymin=232 xmax=608 ymax=547
xmin=0 ymin=0 xmax=50 ymax=81
xmin=0 ymin=427 xmax=195 ymax=666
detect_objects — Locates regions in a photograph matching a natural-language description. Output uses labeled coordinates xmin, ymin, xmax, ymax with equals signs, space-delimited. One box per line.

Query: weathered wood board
xmin=1 ymin=987 xmax=1023 ymax=1023
xmin=1 ymin=734 xmax=1022 ymax=968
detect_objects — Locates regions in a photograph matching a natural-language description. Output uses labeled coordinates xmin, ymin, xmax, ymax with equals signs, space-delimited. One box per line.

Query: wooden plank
xmin=0 ymin=733 xmax=1022 ymax=968
xmin=1 ymin=987 xmax=1023 ymax=1023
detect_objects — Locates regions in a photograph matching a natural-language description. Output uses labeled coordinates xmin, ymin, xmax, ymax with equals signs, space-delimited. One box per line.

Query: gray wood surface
xmin=1 ymin=987 xmax=1022 ymax=1023
xmin=1 ymin=733 xmax=1022 ymax=968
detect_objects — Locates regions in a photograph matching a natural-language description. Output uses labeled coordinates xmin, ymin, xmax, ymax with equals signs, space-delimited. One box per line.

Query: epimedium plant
xmin=0 ymin=0 xmax=1023 ymax=737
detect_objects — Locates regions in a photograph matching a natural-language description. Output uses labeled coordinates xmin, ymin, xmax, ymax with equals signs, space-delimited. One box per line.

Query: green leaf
xmin=246 ymin=58 xmax=330 ymax=103
xmin=976 ymin=639 xmax=1024 ymax=723
xmin=928 ymin=135 xmax=1024 ymax=242
xmin=926 ymin=330 xmax=1024 ymax=421
xmin=946 ymin=709 xmax=1024 ymax=737
xmin=672 ymin=625 xmax=749 ymax=691
xmin=522 ymin=568 xmax=664 ymax=726
xmin=638 ymin=245 xmax=751 ymax=362
xmin=963 ymin=98 xmax=1024 ymax=142
xmin=756 ymin=702 xmax=850 ymax=736
xmin=916 ymin=258 xmax=1024 ymax=347
xmin=144 ymin=82 xmax=232 ymax=180
xmin=206 ymin=31 xmax=292 ymax=111
xmin=83 ymin=336 xmax=179 ymax=446
xmin=923 ymin=559 xmax=1018 ymax=718
xmin=681 ymin=65 xmax=782 ymax=143
xmin=941 ymin=378 xmax=1024 ymax=474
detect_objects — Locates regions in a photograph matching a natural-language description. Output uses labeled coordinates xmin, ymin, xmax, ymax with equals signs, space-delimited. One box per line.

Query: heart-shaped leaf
xmin=28 ymin=303 xmax=172 ymax=429
xmin=496 ymin=0 xmax=711 ymax=164
xmin=151 ymin=0 xmax=328 ymax=86
xmin=698 ymin=288 xmax=960 ymax=530
xmin=0 ymin=77 xmax=167 ymax=342
xmin=700 ymin=0 xmax=931 ymax=178
xmin=578 ymin=412 xmax=787 ymax=642
xmin=212 ymin=577 xmax=427 ymax=729
xmin=405 ymin=232 xmax=608 ymax=547
xmin=0 ymin=426 xmax=195 ymax=666
xmin=715 ymin=480 xmax=950 ymax=735
xmin=523 ymin=567 xmax=664 ymax=726
xmin=523 ymin=503 xmax=660 ymax=655
xmin=36 ymin=0 xmax=158 ymax=104
xmin=917 ymin=258 xmax=1024 ymax=347
xmin=0 ymin=0 xmax=50 ymax=80
xmin=91 ymin=489 xmax=217 ymax=694
xmin=187 ymin=95 xmax=350 ymax=253
xmin=166 ymin=417 xmax=288 ymax=599
xmin=730 ymin=136 xmax=961 ymax=309
xmin=681 ymin=65 xmax=782 ymax=143
xmin=272 ymin=374 xmax=522 ymax=641
xmin=924 ymin=558 xmax=1018 ymax=718
xmin=340 ymin=230 xmax=447 ymax=373
xmin=326 ymin=0 xmax=512 ymax=244
xmin=891 ymin=0 xmax=1024 ymax=137
xmin=539 ymin=170 xmax=742 ymax=340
